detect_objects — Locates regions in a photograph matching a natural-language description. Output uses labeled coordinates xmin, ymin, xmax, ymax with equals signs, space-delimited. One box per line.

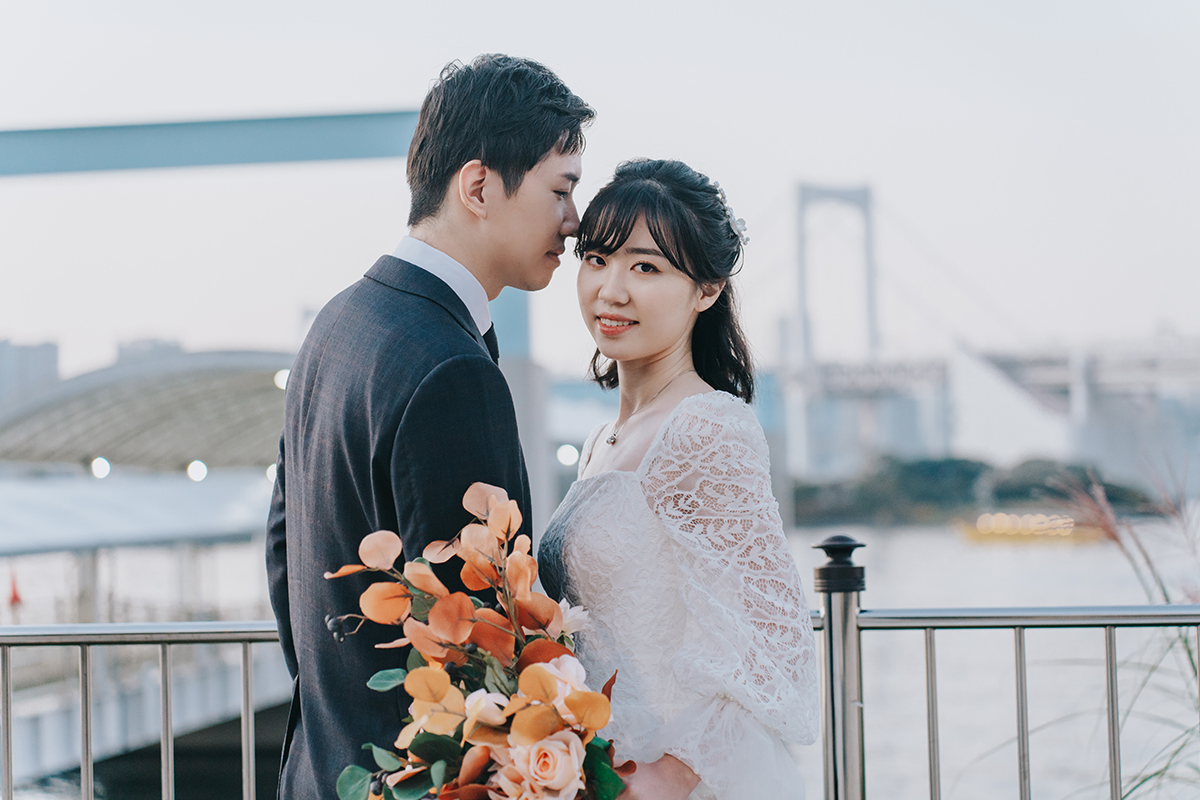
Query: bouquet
xmin=324 ymin=482 xmax=627 ymax=800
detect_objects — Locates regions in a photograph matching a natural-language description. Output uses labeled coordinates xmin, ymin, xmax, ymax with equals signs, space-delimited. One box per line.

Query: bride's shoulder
xmin=669 ymin=390 xmax=760 ymax=429
xmin=652 ymin=390 xmax=765 ymax=454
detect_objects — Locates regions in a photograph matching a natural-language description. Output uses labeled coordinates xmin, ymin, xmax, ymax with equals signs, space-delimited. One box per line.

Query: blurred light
xmin=976 ymin=513 xmax=994 ymax=533
xmin=90 ymin=457 xmax=111 ymax=479
xmin=556 ymin=444 xmax=580 ymax=466
xmin=187 ymin=460 xmax=208 ymax=482
xmin=274 ymin=369 xmax=290 ymax=390
xmin=266 ymin=463 xmax=277 ymax=482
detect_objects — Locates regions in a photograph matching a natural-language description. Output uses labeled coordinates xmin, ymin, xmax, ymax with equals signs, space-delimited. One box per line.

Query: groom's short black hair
xmin=406 ymin=54 xmax=594 ymax=227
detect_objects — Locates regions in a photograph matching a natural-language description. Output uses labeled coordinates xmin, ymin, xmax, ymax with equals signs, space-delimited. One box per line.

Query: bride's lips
xmin=596 ymin=314 xmax=636 ymax=337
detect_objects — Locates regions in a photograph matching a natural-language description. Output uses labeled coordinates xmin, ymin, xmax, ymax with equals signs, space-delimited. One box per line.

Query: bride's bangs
xmin=576 ymin=181 xmax=693 ymax=276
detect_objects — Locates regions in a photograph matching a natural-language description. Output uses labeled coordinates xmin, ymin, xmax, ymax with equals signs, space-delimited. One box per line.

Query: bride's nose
xmin=596 ymin=265 xmax=628 ymax=304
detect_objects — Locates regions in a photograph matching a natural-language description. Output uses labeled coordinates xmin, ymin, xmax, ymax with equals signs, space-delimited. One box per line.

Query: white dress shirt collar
xmin=392 ymin=236 xmax=491 ymax=335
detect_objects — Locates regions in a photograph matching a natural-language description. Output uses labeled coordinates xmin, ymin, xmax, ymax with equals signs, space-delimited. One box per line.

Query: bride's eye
xmin=584 ymin=254 xmax=606 ymax=268
xmin=633 ymin=261 xmax=660 ymax=274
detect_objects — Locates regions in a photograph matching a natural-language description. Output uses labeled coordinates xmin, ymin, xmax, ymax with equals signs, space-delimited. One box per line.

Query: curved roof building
xmin=0 ymin=348 xmax=293 ymax=471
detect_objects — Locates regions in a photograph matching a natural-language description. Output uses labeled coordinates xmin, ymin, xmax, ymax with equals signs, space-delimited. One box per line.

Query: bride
xmin=538 ymin=159 xmax=820 ymax=800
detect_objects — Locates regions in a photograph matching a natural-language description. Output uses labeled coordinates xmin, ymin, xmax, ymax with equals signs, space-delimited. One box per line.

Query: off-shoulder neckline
xmin=577 ymin=389 xmax=740 ymax=481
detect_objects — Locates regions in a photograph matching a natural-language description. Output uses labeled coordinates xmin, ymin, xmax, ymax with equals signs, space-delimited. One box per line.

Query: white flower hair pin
xmin=714 ymin=182 xmax=749 ymax=245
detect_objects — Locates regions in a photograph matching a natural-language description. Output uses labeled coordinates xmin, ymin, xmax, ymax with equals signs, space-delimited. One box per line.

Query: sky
xmin=0 ymin=0 xmax=1197 ymax=378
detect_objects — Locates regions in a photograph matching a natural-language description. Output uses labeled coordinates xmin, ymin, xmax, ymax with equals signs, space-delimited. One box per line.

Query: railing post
xmin=814 ymin=535 xmax=866 ymax=800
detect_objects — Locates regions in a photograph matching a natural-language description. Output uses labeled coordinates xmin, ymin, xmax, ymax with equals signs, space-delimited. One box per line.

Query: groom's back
xmin=268 ymin=257 xmax=531 ymax=798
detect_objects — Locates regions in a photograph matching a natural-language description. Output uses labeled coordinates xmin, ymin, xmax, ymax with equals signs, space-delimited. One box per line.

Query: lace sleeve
xmin=639 ymin=393 xmax=820 ymax=760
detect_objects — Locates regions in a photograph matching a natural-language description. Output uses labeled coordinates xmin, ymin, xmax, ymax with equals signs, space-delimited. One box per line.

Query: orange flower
xmin=487 ymin=499 xmax=523 ymax=543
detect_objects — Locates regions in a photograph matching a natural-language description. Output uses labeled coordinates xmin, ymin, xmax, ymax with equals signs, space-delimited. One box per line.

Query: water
xmin=787 ymin=522 xmax=1200 ymax=800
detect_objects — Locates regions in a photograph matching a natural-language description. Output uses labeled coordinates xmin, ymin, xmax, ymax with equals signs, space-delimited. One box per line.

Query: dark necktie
xmin=483 ymin=324 xmax=500 ymax=363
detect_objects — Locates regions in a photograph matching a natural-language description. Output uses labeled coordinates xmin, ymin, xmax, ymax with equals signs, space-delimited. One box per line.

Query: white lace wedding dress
xmin=538 ymin=391 xmax=820 ymax=800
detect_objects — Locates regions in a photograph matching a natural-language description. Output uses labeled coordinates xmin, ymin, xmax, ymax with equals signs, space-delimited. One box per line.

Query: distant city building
xmin=0 ymin=340 xmax=58 ymax=410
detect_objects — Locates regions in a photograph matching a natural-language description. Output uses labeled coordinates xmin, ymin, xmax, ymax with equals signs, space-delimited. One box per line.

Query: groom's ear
xmin=456 ymin=160 xmax=490 ymax=220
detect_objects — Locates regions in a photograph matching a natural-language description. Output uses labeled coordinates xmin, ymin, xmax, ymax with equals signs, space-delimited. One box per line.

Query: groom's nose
xmin=562 ymin=198 xmax=580 ymax=237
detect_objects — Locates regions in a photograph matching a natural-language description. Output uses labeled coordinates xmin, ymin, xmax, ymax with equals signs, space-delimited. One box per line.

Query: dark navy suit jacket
xmin=266 ymin=255 xmax=531 ymax=798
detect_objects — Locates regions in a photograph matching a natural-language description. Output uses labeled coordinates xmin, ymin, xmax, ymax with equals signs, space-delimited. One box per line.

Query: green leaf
xmin=406 ymin=647 xmax=427 ymax=673
xmin=367 ymin=668 xmax=408 ymax=692
xmin=482 ymin=652 xmax=516 ymax=696
xmin=335 ymin=765 xmax=372 ymax=800
xmin=362 ymin=742 xmax=404 ymax=772
xmin=429 ymin=760 xmax=447 ymax=793
xmin=410 ymin=592 xmax=436 ymax=620
xmin=469 ymin=596 xmax=487 ymax=609
xmin=407 ymin=731 xmax=463 ymax=771
xmin=583 ymin=737 xmax=625 ymax=800
xmin=388 ymin=772 xmax=433 ymax=800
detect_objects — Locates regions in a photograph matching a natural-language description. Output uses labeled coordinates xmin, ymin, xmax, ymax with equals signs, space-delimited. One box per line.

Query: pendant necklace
xmin=606 ymin=368 xmax=696 ymax=445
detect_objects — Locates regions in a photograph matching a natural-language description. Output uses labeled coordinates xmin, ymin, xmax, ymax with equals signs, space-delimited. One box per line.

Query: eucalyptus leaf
xmin=469 ymin=596 xmax=487 ymax=609
xmin=410 ymin=592 xmax=436 ymax=620
xmin=429 ymin=760 xmax=447 ymax=792
xmin=387 ymin=772 xmax=433 ymax=800
xmin=406 ymin=647 xmax=427 ymax=673
xmin=335 ymin=765 xmax=372 ymax=800
xmin=367 ymin=668 xmax=408 ymax=692
xmin=408 ymin=732 xmax=463 ymax=770
xmin=483 ymin=653 xmax=516 ymax=696
xmin=362 ymin=742 xmax=404 ymax=772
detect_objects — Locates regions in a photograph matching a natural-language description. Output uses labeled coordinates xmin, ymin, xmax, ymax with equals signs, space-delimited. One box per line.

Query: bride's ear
xmin=696 ymin=280 xmax=725 ymax=313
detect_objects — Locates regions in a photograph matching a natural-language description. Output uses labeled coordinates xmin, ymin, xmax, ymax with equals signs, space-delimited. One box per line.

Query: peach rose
xmin=507 ymin=730 xmax=586 ymax=800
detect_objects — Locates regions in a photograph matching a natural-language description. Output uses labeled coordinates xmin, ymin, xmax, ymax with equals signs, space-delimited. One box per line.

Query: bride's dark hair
xmin=574 ymin=159 xmax=755 ymax=402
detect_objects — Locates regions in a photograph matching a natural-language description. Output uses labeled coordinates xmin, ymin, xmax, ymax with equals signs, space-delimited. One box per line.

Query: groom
xmin=266 ymin=54 xmax=593 ymax=798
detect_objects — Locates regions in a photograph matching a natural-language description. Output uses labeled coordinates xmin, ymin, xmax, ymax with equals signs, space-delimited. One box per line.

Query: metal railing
xmin=812 ymin=535 xmax=1200 ymax=800
xmin=0 ymin=620 xmax=278 ymax=800
xmin=2 ymin=544 xmax=1199 ymax=800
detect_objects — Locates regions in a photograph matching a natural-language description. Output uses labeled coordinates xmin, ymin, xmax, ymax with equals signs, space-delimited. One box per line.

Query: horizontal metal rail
xmin=856 ymin=605 xmax=1200 ymax=629
xmin=0 ymin=620 xmax=279 ymax=800
xmin=0 ymin=620 xmax=279 ymax=646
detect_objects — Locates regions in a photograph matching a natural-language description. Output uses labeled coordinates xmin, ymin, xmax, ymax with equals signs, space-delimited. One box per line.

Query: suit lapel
xmin=364 ymin=256 xmax=489 ymax=351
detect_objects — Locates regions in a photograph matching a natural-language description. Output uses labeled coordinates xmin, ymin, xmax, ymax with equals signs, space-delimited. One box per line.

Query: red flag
xmin=8 ymin=574 xmax=20 ymax=608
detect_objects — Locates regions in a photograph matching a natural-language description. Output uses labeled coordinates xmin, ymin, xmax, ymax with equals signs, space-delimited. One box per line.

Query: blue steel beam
xmin=0 ymin=111 xmax=418 ymax=176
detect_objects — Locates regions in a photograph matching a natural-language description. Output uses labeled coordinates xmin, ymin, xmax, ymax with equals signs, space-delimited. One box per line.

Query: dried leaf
xmin=374 ymin=637 xmax=411 ymax=650
xmin=460 ymin=560 xmax=499 ymax=592
xmin=517 ymin=664 xmax=558 ymax=704
xmin=467 ymin=609 xmax=515 ymax=665
xmin=423 ymin=539 xmax=460 ymax=564
xmin=324 ymin=564 xmax=367 ymax=579
xmin=516 ymin=592 xmax=563 ymax=639
xmin=509 ymin=704 xmax=564 ymax=746
xmin=403 ymin=618 xmax=450 ymax=661
xmin=359 ymin=582 xmax=412 ymax=625
xmin=405 ymin=666 xmax=451 ymax=703
xmin=428 ymin=593 xmax=476 ymax=645
xmin=464 ymin=723 xmax=509 ymax=748
xmin=404 ymin=561 xmax=450 ymax=598
xmin=359 ymin=530 xmax=404 ymax=570
xmin=601 ymin=670 xmax=618 ymax=701
xmin=514 ymin=638 xmax=574 ymax=671
xmin=565 ymin=691 xmax=611 ymax=731
xmin=463 ymin=482 xmax=507 ymax=519
xmin=512 ymin=534 xmax=531 ymax=556
xmin=505 ymin=551 xmax=537 ymax=601
xmin=395 ymin=716 xmax=428 ymax=749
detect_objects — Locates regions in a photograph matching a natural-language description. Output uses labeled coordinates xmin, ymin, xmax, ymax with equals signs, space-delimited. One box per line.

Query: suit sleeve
xmin=390 ymin=354 xmax=532 ymax=582
xmin=265 ymin=433 xmax=298 ymax=679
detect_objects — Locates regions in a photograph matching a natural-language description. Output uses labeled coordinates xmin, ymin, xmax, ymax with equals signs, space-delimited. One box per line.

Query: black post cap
xmin=813 ymin=535 xmax=865 ymax=594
